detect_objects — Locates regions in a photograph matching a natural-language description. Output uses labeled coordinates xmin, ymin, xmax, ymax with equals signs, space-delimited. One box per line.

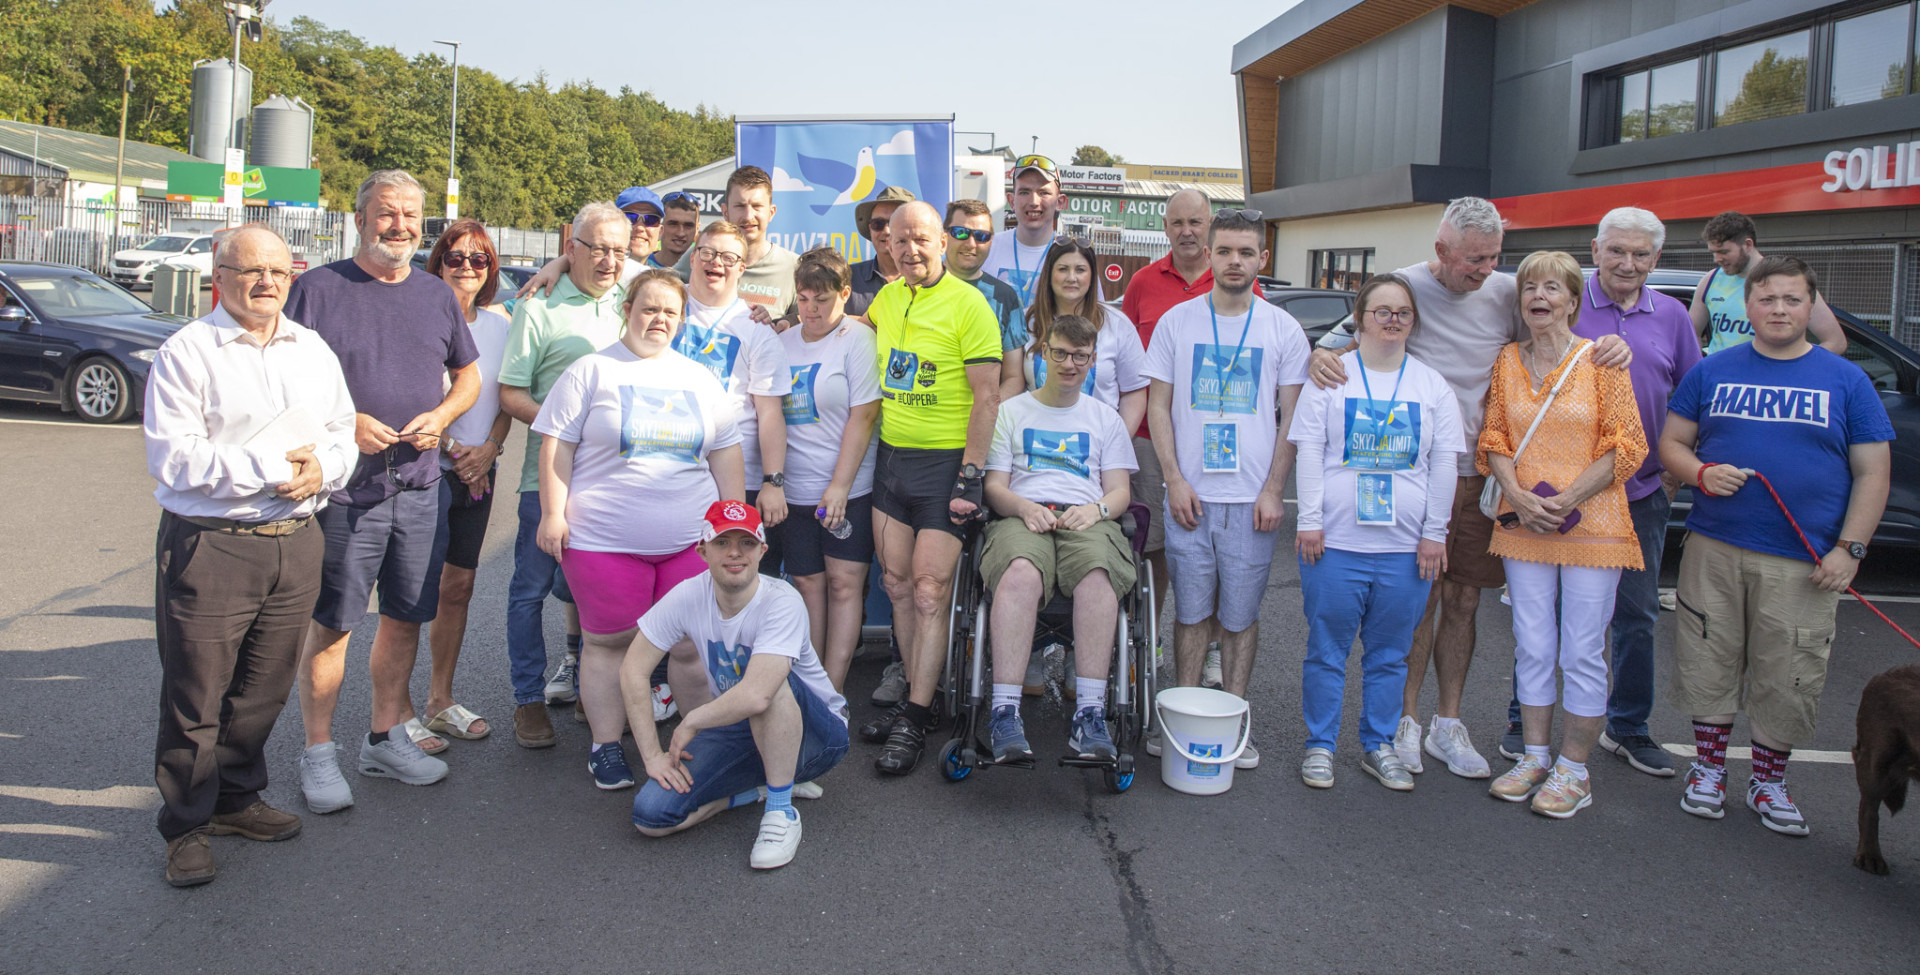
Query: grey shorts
xmin=1130 ymin=436 xmax=1166 ymax=553
xmin=312 ymin=481 xmax=451 ymax=632
xmin=1162 ymin=499 xmax=1279 ymax=632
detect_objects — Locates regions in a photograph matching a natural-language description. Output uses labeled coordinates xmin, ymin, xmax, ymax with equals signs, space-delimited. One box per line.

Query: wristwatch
xmin=1097 ymin=501 xmax=1110 ymax=520
xmin=1842 ymin=538 xmax=1867 ymax=560
xmin=960 ymin=463 xmax=983 ymax=480
xmin=761 ymin=472 xmax=784 ymax=488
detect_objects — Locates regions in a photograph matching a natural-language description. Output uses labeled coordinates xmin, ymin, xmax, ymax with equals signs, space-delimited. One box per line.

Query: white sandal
xmin=425 ymin=703 xmax=491 ymax=741
xmin=402 ymin=716 xmax=449 ymax=755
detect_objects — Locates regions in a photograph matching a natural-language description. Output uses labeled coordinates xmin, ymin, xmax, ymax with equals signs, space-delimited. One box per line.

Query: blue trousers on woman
xmin=1299 ymin=549 xmax=1432 ymax=751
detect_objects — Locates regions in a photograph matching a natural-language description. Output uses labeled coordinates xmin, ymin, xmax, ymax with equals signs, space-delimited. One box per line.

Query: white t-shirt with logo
xmin=986 ymin=391 xmax=1137 ymax=507
xmin=1022 ymin=305 xmax=1150 ymax=411
xmin=443 ymin=307 xmax=510 ymax=461
xmin=531 ymin=343 xmax=740 ymax=554
xmin=1142 ymin=294 xmax=1312 ymax=504
xmin=777 ymin=318 xmax=881 ymax=505
xmin=639 ymin=570 xmax=849 ymax=723
xmin=1288 ymin=351 xmax=1464 ymax=553
xmin=675 ymin=295 xmax=792 ymax=483
xmin=980 ymin=232 xmax=1052 ymax=310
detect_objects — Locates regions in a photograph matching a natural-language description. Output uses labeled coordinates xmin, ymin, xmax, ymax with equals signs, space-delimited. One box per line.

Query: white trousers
xmin=1503 ymin=559 xmax=1622 ymax=718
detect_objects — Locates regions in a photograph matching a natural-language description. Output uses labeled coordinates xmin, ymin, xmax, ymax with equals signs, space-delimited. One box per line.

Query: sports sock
xmin=368 ymin=730 xmax=389 ymax=745
xmin=764 ymin=783 xmax=796 ymax=820
xmin=901 ymin=701 xmax=932 ymax=729
xmin=1555 ymin=757 xmax=1589 ymax=780
xmin=590 ymin=741 xmax=613 ymax=754
xmin=1525 ymin=744 xmax=1550 ymax=762
xmin=1751 ymin=742 xmax=1790 ymax=782
xmin=1074 ymin=677 xmax=1107 ymax=709
xmin=991 ymin=683 xmax=1022 ymax=710
xmin=1692 ymin=721 xmax=1733 ymax=767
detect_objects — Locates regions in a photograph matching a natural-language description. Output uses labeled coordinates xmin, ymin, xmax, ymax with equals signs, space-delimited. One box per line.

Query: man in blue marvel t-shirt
xmin=1658 ymin=254 xmax=1892 ymax=838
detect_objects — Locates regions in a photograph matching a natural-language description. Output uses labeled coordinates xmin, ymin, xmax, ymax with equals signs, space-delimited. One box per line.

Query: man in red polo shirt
xmin=1122 ymin=189 xmax=1262 ymax=670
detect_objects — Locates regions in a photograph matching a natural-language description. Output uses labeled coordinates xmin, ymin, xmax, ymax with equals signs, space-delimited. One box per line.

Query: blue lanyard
xmin=1356 ymin=353 xmax=1407 ymax=429
xmin=1207 ymin=296 xmax=1255 ymax=416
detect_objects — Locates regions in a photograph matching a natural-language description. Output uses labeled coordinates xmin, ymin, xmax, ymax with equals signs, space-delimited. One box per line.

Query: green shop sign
xmin=166 ymin=161 xmax=322 ymax=207
xmin=1063 ymin=194 xmax=1240 ymax=231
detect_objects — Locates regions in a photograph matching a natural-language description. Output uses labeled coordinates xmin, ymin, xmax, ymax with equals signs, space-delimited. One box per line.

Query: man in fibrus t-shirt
xmin=624 ymin=501 xmax=850 ymax=870
xmin=1689 ymin=210 xmax=1845 ymax=356
xmin=1143 ymin=208 xmax=1311 ymax=772
xmin=1660 ymin=255 xmax=1891 ymax=837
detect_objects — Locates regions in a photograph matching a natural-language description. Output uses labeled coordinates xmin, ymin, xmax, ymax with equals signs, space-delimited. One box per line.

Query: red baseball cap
xmin=701 ymin=499 xmax=765 ymax=542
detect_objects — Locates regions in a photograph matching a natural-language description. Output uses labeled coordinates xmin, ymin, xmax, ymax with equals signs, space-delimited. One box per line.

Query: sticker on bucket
xmin=1186 ymin=743 xmax=1223 ymax=778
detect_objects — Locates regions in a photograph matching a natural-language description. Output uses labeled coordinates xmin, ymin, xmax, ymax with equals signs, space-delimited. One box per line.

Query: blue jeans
xmin=1505 ymin=489 xmax=1669 ymax=737
xmin=632 ymin=674 xmax=850 ymax=830
xmin=507 ymin=491 xmax=574 ymax=706
xmin=1299 ymin=548 xmax=1431 ymax=751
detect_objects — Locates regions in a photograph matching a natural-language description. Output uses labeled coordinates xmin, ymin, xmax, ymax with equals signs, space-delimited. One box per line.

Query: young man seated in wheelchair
xmin=980 ymin=313 xmax=1139 ymax=764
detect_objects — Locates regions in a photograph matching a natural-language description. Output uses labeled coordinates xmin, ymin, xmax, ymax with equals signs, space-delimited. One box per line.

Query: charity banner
xmin=735 ymin=116 xmax=954 ymax=262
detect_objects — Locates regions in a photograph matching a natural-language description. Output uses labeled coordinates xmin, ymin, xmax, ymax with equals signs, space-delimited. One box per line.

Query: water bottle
xmin=818 ymin=507 xmax=853 ymax=540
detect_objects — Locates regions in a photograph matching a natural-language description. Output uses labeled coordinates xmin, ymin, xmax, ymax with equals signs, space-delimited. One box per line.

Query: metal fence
xmin=1660 ymin=242 xmax=1917 ymax=346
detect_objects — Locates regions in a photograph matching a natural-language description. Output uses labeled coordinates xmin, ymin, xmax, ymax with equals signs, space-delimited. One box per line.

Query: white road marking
xmin=1661 ymin=743 xmax=1853 ymax=765
xmin=0 ymin=416 xmax=137 ymax=429
xmin=0 ymin=784 xmax=160 ymax=808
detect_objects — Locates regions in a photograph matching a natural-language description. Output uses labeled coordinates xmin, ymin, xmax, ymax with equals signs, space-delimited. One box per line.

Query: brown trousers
xmin=153 ymin=511 xmax=323 ymax=840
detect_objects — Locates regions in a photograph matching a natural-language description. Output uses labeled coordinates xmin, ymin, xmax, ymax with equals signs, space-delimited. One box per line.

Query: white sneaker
xmin=1423 ymin=718 xmax=1491 ymax=779
xmin=750 ymin=809 xmax=802 ymax=869
xmin=1235 ymin=739 xmax=1261 ymax=770
xmin=651 ymin=683 xmax=677 ymax=721
xmin=544 ymin=652 xmax=579 ymax=704
xmin=1393 ymin=715 xmax=1425 ymax=774
xmin=358 ymin=727 xmax=449 ymax=785
xmin=299 ymin=742 xmax=353 ymax=814
xmin=1201 ymin=644 xmax=1223 ymax=689
xmin=1144 ymin=726 xmax=1162 ymax=757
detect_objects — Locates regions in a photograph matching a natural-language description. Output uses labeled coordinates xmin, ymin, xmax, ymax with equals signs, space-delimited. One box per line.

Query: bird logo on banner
xmin=802 ymin=146 xmax=880 ymax=216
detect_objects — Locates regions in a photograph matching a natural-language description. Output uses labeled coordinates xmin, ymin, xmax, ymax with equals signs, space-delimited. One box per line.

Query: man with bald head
xmin=863 ymin=200 xmax=1003 ymax=774
xmin=143 ymin=226 xmax=358 ymax=885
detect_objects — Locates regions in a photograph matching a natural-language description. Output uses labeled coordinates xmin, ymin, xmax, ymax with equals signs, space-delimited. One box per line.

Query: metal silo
xmin=189 ymin=58 xmax=252 ymax=163
xmin=249 ymin=95 xmax=314 ymax=169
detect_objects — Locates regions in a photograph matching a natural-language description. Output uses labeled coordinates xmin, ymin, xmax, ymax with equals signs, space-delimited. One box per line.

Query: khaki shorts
xmin=1671 ymin=532 xmax=1840 ymax=745
xmin=979 ymin=516 xmax=1137 ymax=603
xmin=1444 ymin=474 xmax=1505 ymax=589
xmin=1129 ymin=436 xmax=1166 ymax=553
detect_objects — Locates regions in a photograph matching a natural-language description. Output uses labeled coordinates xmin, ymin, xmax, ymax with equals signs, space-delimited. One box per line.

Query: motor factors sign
xmin=1821 ymin=141 xmax=1920 ymax=193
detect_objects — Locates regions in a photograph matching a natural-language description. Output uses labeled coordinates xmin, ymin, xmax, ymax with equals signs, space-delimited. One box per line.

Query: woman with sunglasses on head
xmin=402 ymin=220 xmax=512 ymax=752
xmin=532 ymin=269 xmax=746 ymax=791
xmin=1022 ymin=236 xmax=1150 ymax=435
xmin=1290 ymin=274 xmax=1463 ymax=792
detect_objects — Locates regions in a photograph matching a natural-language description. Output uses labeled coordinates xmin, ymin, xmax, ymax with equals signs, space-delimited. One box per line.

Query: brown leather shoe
xmin=165 ymin=830 xmax=216 ymax=887
xmin=210 ymin=800 xmax=302 ymax=841
xmin=515 ymin=702 xmax=557 ymax=748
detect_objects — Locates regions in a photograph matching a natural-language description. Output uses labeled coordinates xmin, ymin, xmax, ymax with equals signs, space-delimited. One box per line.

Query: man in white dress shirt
xmin=143 ymin=226 xmax=357 ymax=886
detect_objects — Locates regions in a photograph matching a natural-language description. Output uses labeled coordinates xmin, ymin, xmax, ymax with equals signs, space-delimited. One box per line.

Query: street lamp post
xmin=434 ymin=39 xmax=461 ymax=219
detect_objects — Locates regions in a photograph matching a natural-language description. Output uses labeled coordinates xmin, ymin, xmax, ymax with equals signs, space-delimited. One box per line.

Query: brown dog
xmin=1853 ymin=664 xmax=1920 ymax=874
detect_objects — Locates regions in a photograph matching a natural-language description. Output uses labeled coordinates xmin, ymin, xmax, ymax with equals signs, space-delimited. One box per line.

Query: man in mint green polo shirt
xmin=497 ymin=201 xmax=630 ymax=748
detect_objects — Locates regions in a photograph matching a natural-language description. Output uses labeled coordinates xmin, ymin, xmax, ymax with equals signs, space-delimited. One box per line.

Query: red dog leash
xmin=1705 ymin=465 xmax=1920 ymax=652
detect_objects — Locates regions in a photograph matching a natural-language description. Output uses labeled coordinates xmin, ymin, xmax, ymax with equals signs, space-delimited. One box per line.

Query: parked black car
xmin=0 ymin=261 xmax=190 ymax=423
xmin=1259 ymin=284 xmax=1355 ymax=346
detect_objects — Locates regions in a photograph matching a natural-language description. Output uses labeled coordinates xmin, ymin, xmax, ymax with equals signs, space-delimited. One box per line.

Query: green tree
xmin=1071 ymin=144 xmax=1124 ymax=167
xmin=1718 ymin=49 xmax=1807 ymax=126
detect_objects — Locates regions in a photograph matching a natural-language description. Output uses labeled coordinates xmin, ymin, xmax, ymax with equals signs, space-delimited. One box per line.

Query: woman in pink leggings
xmin=533 ymin=269 xmax=745 ymax=790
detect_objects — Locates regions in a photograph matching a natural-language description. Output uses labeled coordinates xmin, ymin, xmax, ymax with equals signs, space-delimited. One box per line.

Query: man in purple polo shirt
xmin=1501 ymin=206 xmax=1701 ymax=776
xmin=287 ymin=170 xmax=481 ymax=813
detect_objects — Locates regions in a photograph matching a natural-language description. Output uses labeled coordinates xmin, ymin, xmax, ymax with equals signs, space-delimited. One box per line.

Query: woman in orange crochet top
xmin=1475 ymin=250 xmax=1647 ymax=820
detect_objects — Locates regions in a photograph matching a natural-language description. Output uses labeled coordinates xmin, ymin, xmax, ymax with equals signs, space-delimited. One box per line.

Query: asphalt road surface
xmin=3 ymin=402 xmax=1918 ymax=974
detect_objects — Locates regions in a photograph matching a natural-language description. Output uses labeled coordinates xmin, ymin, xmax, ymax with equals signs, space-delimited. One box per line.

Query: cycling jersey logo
xmin=917 ymin=359 xmax=938 ymax=388
xmin=884 ymin=348 xmax=919 ymax=392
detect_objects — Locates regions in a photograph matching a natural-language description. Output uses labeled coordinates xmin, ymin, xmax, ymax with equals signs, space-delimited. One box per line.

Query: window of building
xmin=1831 ymin=5 xmax=1915 ymax=106
xmin=1713 ymin=30 xmax=1810 ymax=127
xmin=1307 ymin=248 xmax=1373 ymax=292
xmin=1617 ymin=59 xmax=1700 ymax=142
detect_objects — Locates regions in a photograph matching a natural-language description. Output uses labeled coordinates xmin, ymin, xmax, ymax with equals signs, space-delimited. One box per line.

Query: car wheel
xmin=69 ymin=357 xmax=134 ymax=424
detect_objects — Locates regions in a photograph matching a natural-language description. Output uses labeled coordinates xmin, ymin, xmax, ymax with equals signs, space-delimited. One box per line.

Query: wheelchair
xmin=936 ymin=502 xmax=1158 ymax=793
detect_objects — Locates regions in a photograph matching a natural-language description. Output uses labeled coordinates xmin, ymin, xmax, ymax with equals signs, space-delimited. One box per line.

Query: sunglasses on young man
xmin=625 ymin=211 xmax=663 ymax=228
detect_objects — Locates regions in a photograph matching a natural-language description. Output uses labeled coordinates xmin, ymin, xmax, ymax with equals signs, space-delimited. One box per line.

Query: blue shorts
xmin=631 ymin=673 xmax=849 ymax=831
xmin=768 ymin=493 xmax=876 ymax=577
xmin=311 ymin=480 xmax=451 ymax=632
xmin=1162 ymin=499 xmax=1279 ymax=632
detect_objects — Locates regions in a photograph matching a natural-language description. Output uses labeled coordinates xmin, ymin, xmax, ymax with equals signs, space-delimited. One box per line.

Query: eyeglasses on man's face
xmin=218 ymin=264 xmax=293 ymax=285
xmin=693 ymin=245 xmax=744 ymax=269
xmin=1044 ymin=346 xmax=1093 ymax=366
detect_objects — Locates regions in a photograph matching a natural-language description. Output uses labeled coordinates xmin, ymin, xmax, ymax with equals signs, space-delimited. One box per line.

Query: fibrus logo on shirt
xmin=674 ymin=323 xmax=741 ymax=385
xmin=784 ymin=363 xmax=821 ymax=424
xmin=1190 ymin=344 xmax=1262 ymax=414
xmin=706 ymin=639 xmax=752 ymax=692
xmin=1343 ymin=400 xmax=1422 ymax=470
xmin=1022 ymin=428 xmax=1092 ymax=478
xmin=1708 ymin=383 xmax=1830 ymax=426
xmin=618 ymin=386 xmax=707 ymax=461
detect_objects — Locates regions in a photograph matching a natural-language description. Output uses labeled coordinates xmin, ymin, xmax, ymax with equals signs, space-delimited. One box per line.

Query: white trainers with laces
xmin=1423 ymin=717 xmax=1491 ymax=778
xmin=1747 ymin=778 xmax=1811 ymax=836
xmin=544 ymin=652 xmax=579 ymax=704
xmin=750 ymin=809 xmax=803 ymax=869
xmin=1393 ymin=715 xmax=1424 ymax=774
xmin=1680 ymin=761 xmax=1728 ymax=819
xmin=299 ymin=742 xmax=353 ymax=814
xmin=1201 ymin=644 xmax=1223 ymax=689
xmin=651 ymin=683 xmax=677 ymax=721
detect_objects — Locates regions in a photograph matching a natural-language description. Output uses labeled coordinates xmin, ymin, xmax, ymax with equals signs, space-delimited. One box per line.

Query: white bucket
xmin=1155 ymin=687 xmax=1252 ymax=796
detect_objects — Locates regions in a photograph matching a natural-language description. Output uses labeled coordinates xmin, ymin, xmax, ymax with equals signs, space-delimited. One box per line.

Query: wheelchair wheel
xmin=1105 ymin=754 xmax=1135 ymax=793
xmin=940 ymin=737 xmax=971 ymax=782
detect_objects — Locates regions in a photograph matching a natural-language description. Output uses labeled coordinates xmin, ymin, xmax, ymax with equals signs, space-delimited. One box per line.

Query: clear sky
xmin=261 ymin=0 xmax=1293 ymax=171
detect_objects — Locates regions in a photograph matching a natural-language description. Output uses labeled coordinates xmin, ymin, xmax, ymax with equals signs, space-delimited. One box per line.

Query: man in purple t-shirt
xmin=286 ymin=170 xmax=480 ymax=814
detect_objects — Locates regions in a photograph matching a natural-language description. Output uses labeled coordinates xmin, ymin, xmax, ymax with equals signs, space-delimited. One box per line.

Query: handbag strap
xmin=1508 ymin=340 xmax=1591 ymax=465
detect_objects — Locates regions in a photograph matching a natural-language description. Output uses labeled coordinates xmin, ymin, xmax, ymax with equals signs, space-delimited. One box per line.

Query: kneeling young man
xmin=980 ymin=314 xmax=1137 ymax=763
xmin=622 ymin=501 xmax=850 ymax=869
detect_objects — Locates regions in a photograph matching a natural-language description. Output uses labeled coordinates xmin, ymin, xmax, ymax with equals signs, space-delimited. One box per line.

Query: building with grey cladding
xmin=1232 ymin=0 xmax=1920 ymax=344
